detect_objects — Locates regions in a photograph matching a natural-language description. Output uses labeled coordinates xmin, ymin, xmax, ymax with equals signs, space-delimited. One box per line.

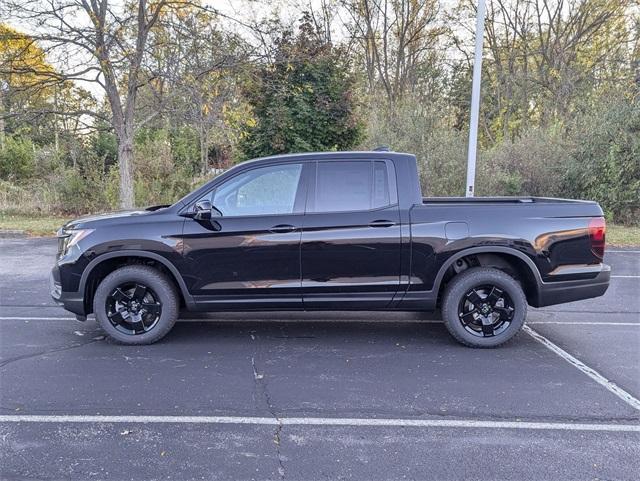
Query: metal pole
xmin=465 ymin=0 xmax=487 ymax=197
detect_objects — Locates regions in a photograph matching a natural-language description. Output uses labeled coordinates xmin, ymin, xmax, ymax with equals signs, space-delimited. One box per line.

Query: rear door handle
xmin=369 ymin=220 xmax=395 ymax=228
xmin=269 ymin=224 xmax=297 ymax=233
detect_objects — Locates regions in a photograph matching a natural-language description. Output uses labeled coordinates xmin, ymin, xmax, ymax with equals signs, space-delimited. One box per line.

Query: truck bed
xmin=422 ymin=196 xmax=596 ymax=204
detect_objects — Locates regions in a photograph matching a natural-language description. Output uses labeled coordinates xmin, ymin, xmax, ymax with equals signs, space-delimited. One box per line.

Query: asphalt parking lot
xmin=1 ymin=238 xmax=639 ymax=480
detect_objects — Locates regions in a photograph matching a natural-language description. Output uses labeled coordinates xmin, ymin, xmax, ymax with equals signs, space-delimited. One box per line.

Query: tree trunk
xmin=53 ymin=86 xmax=59 ymax=154
xmin=0 ymin=89 xmax=5 ymax=151
xmin=118 ymin=133 xmax=135 ymax=209
xmin=0 ymin=115 xmax=4 ymax=152
xmin=200 ymin=126 xmax=208 ymax=175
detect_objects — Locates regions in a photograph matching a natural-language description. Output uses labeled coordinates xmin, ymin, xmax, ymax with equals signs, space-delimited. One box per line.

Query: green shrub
xmin=170 ymin=127 xmax=200 ymax=173
xmin=0 ymin=136 xmax=36 ymax=181
xmin=364 ymin=97 xmax=467 ymax=196
xmin=104 ymin=166 xmax=121 ymax=210
xmin=34 ymin=146 xmax=64 ymax=179
xmin=477 ymin=127 xmax=570 ymax=197
xmin=92 ymin=128 xmax=118 ymax=169
xmin=133 ymin=131 xmax=194 ymax=206
xmin=563 ymin=97 xmax=640 ymax=224
xmin=52 ymin=164 xmax=109 ymax=214
xmin=0 ymin=179 xmax=50 ymax=214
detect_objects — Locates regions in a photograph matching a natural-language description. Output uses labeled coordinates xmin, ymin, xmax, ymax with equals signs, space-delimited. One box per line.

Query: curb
xmin=0 ymin=229 xmax=27 ymax=239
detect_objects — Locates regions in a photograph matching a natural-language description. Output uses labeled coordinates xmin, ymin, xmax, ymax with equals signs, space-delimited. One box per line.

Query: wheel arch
xmin=434 ymin=246 xmax=542 ymax=306
xmin=80 ymin=250 xmax=195 ymax=314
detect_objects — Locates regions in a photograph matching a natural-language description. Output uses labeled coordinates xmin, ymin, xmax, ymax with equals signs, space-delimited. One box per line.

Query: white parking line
xmin=0 ymin=317 xmax=638 ymax=327
xmin=0 ymin=414 xmax=638 ymax=432
xmin=528 ymin=321 xmax=639 ymax=326
xmin=608 ymin=250 xmax=640 ymax=254
xmin=611 ymin=275 xmax=640 ymax=278
xmin=524 ymin=326 xmax=640 ymax=412
xmin=0 ymin=317 xmax=444 ymax=322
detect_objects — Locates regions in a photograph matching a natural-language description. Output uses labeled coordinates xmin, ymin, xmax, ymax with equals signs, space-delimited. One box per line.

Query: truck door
xmin=181 ymin=162 xmax=310 ymax=309
xmin=301 ymin=159 xmax=402 ymax=308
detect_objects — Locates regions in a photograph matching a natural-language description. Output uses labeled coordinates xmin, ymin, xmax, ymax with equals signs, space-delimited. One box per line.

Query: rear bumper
xmin=534 ymin=264 xmax=610 ymax=307
xmin=50 ymin=268 xmax=86 ymax=316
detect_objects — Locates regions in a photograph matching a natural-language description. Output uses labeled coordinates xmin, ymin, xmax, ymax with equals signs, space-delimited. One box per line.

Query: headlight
xmin=57 ymin=228 xmax=94 ymax=258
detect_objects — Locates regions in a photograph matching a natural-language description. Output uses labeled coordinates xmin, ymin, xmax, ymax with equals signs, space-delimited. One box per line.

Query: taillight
xmin=588 ymin=217 xmax=606 ymax=259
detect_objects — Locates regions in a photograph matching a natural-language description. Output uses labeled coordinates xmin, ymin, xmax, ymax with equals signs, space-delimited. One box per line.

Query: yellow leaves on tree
xmin=0 ymin=24 xmax=54 ymax=94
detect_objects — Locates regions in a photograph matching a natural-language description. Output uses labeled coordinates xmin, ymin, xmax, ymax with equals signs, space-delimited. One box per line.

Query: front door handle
xmin=269 ymin=224 xmax=297 ymax=233
xmin=369 ymin=220 xmax=395 ymax=228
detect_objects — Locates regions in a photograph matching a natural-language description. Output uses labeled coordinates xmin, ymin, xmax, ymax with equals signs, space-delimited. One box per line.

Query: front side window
xmin=208 ymin=163 xmax=303 ymax=216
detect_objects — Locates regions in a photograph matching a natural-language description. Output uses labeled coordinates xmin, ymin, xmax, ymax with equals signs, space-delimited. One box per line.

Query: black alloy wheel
xmin=457 ymin=285 xmax=515 ymax=337
xmin=441 ymin=267 xmax=527 ymax=348
xmin=94 ymin=265 xmax=179 ymax=345
xmin=106 ymin=282 xmax=162 ymax=335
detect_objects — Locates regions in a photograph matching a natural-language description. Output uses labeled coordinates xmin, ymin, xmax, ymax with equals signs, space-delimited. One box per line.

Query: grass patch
xmin=607 ymin=224 xmax=640 ymax=247
xmin=0 ymin=213 xmax=72 ymax=237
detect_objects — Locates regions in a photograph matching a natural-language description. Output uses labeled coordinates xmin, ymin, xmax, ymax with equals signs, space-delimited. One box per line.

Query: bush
xmin=0 ymin=121 xmax=243 ymax=216
xmin=133 ymin=131 xmax=194 ymax=206
xmin=51 ymin=153 xmax=109 ymax=214
xmin=92 ymin=128 xmax=118 ymax=168
xmin=0 ymin=136 xmax=36 ymax=181
xmin=170 ymin=127 xmax=200 ymax=173
xmin=563 ymin=97 xmax=640 ymax=224
xmin=477 ymin=127 xmax=570 ymax=197
xmin=364 ymin=97 xmax=467 ymax=196
xmin=0 ymin=179 xmax=51 ymax=214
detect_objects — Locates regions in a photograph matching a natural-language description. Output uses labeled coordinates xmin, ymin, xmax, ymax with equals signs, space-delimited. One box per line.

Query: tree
xmin=1 ymin=0 xmax=202 ymax=208
xmin=241 ymin=15 xmax=363 ymax=158
xmin=140 ymin=8 xmax=248 ymax=173
xmin=451 ymin=0 xmax=634 ymax=142
xmin=343 ymin=0 xmax=444 ymax=104
xmin=0 ymin=24 xmax=55 ymax=150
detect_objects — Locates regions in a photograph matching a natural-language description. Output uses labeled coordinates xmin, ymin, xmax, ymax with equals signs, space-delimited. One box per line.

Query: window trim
xmin=307 ymin=159 xmax=399 ymax=215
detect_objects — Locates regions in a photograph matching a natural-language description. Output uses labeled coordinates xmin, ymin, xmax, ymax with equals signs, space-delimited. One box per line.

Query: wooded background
xmin=0 ymin=0 xmax=638 ymax=224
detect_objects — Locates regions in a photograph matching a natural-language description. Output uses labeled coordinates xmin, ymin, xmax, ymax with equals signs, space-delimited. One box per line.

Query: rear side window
xmin=372 ymin=161 xmax=390 ymax=208
xmin=314 ymin=161 xmax=394 ymax=213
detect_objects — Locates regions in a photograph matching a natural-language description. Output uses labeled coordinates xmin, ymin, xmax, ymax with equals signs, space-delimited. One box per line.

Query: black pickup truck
xmin=51 ymin=151 xmax=610 ymax=347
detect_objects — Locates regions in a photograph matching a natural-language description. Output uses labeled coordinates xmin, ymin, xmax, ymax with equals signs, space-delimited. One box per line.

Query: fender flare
xmin=80 ymin=250 xmax=195 ymax=308
xmin=432 ymin=246 xmax=543 ymax=295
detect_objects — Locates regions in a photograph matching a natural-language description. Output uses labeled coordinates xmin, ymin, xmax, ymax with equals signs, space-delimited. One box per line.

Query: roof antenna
xmin=373 ymin=144 xmax=391 ymax=152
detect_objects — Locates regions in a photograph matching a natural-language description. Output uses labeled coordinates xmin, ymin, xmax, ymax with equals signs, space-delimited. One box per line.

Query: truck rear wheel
xmin=441 ymin=267 xmax=527 ymax=348
xmin=93 ymin=265 xmax=179 ymax=345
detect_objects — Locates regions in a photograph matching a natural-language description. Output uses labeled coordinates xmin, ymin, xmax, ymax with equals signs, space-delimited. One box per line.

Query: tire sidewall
xmin=93 ymin=266 xmax=178 ymax=345
xmin=442 ymin=268 xmax=527 ymax=348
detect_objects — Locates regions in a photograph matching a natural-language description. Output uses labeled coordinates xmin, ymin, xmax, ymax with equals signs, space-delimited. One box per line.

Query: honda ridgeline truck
xmin=51 ymin=151 xmax=610 ymax=347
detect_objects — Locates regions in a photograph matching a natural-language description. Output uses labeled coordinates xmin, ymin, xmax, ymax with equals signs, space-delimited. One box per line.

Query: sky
xmin=3 ymin=0 xmax=475 ymax=102
xmin=4 ymin=0 xmax=337 ymax=100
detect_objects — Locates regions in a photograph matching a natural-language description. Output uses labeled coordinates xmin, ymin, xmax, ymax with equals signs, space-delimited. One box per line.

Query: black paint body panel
xmin=51 ymin=151 xmax=610 ymax=316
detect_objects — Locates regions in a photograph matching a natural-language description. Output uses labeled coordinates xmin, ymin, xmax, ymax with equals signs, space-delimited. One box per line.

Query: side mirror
xmin=194 ymin=200 xmax=212 ymax=221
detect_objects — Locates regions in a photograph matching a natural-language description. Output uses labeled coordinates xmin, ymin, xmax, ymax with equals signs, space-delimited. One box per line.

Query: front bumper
xmin=50 ymin=267 xmax=86 ymax=316
xmin=534 ymin=264 xmax=611 ymax=307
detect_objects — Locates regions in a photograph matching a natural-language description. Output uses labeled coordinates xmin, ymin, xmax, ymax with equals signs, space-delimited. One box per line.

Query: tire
xmin=441 ymin=267 xmax=527 ymax=348
xmin=93 ymin=265 xmax=179 ymax=345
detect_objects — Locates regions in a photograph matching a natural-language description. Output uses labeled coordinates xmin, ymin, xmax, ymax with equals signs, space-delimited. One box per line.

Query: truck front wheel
xmin=442 ymin=267 xmax=527 ymax=348
xmin=93 ymin=265 xmax=179 ymax=345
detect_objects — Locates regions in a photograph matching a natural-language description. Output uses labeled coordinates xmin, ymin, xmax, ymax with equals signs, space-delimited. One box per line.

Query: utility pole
xmin=465 ymin=0 xmax=487 ymax=197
